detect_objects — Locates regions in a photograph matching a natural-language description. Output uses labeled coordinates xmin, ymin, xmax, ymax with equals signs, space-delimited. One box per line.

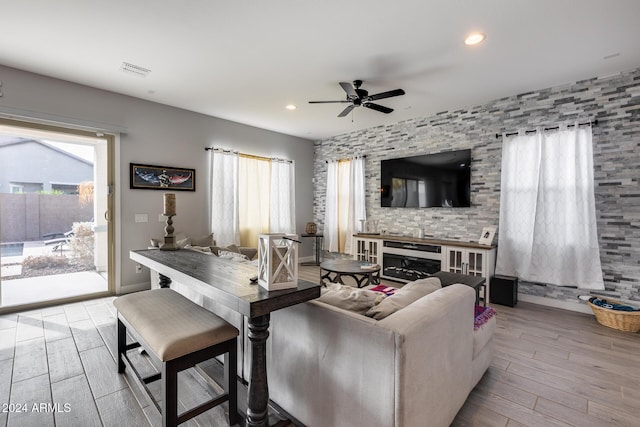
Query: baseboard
xmin=117 ymin=281 xmax=151 ymax=295
xmin=518 ymin=294 xmax=594 ymax=315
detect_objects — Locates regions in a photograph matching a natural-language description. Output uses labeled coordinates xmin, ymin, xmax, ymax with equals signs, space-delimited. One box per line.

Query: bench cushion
xmin=114 ymin=289 xmax=239 ymax=361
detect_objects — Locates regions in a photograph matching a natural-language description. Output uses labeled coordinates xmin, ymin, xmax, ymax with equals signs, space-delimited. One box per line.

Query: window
xmin=324 ymin=157 xmax=365 ymax=254
xmin=495 ymin=125 xmax=604 ymax=289
xmin=209 ymin=149 xmax=295 ymax=247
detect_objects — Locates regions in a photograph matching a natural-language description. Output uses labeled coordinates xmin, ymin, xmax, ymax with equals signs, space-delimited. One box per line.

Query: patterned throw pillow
xmin=318 ymin=282 xmax=386 ymax=315
xmin=210 ymin=244 xmax=241 ymax=256
xmin=218 ymin=250 xmax=248 ymax=260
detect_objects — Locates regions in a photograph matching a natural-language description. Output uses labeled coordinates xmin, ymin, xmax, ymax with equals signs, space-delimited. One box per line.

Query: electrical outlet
xmin=158 ymin=214 xmax=165 ymax=222
xmin=135 ymin=213 xmax=148 ymax=223
xmin=135 ymin=264 xmax=143 ymax=274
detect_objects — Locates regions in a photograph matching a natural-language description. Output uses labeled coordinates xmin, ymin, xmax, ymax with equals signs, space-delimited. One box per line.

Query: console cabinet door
xmin=446 ymin=247 xmax=466 ymax=274
xmin=353 ymin=238 xmax=380 ymax=264
xmin=444 ymin=247 xmax=488 ymax=278
xmin=466 ymin=250 xmax=485 ymax=277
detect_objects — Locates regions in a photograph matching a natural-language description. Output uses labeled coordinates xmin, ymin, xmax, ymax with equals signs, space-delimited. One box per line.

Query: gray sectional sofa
xmin=267 ymin=283 xmax=495 ymax=427
xmin=151 ymin=262 xmax=495 ymax=426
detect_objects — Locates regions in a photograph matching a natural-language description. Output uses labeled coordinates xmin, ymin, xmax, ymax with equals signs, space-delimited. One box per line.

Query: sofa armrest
xmin=378 ymin=284 xmax=476 ymax=427
xmin=268 ymin=300 xmax=397 ymax=427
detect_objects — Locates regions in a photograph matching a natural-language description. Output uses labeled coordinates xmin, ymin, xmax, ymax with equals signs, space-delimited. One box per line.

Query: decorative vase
xmin=305 ymin=222 xmax=317 ymax=235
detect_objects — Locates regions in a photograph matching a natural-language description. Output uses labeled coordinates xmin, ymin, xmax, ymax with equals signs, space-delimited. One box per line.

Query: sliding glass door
xmin=0 ymin=119 xmax=114 ymax=310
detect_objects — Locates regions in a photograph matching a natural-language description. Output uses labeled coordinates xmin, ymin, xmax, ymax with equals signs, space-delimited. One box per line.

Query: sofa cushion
xmin=365 ymin=277 xmax=441 ymax=320
xmin=318 ymin=282 xmax=385 ymax=315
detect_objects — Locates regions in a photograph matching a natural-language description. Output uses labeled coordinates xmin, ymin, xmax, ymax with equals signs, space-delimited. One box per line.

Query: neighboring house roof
xmin=0 ymin=136 xmax=93 ymax=166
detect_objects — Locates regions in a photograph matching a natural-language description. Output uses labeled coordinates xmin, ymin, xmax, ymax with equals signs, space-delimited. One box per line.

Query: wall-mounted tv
xmin=380 ymin=149 xmax=471 ymax=208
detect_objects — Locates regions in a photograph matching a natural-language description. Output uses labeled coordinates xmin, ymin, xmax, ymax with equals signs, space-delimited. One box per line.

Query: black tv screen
xmin=380 ymin=149 xmax=471 ymax=208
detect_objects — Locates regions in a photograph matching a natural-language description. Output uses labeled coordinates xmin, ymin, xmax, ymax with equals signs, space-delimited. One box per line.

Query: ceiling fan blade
xmin=308 ymin=100 xmax=350 ymax=104
xmin=367 ymin=88 xmax=405 ymax=101
xmin=339 ymin=81 xmax=357 ymax=98
xmin=338 ymin=104 xmax=356 ymax=117
xmin=364 ymin=103 xmax=393 ymax=114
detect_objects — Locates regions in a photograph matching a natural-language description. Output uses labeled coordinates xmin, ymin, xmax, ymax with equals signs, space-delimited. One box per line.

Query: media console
xmin=352 ymin=234 xmax=496 ymax=302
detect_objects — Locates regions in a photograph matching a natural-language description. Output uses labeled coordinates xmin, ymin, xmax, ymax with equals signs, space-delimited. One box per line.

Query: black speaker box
xmin=490 ymin=275 xmax=518 ymax=307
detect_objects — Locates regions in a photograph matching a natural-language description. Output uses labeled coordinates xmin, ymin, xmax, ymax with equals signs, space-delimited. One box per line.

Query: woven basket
xmin=587 ymin=297 xmax=640 ymax=332
xmin=305 ymin=222 xmax=317 ymax=235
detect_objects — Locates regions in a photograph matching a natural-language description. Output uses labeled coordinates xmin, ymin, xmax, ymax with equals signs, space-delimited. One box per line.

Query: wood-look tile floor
xmin=0 ymin=265 xmax=637 ymax=426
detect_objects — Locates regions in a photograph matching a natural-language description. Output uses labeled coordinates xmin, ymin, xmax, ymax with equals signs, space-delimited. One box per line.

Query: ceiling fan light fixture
xmin=464 ymin=32 xmax=486 ymax=46
xmin=285 ymin=104 xmax=297 ymax=110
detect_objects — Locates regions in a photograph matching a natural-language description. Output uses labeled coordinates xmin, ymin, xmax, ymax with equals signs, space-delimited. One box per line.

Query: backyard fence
xmin=0 ymin=194 xmax=93 ymax=243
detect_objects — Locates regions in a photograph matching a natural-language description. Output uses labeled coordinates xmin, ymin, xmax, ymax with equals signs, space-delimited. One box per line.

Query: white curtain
xmin=270 ymin=160 xmax=296 ymax=234
xmin=238 ymin=156 xmax=270 ymax=247
xmin=496 ymin=125 xmax=604 ymax=289
xmin=345 ymin=157 xmax=366 ymax=254
xmin=209 ymin=150 xmax=240 ymax=246
xmin=324 ymin=160 xmax=339 ymax=252
xmin=324 ymin=157 xmax=366 ymax=254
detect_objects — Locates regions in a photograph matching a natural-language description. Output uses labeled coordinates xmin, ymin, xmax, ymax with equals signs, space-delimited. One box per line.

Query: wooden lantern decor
xmin=258 ymin=233 xmax=299 ymax=291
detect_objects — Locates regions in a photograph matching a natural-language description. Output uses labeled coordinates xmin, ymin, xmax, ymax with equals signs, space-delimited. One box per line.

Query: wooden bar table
xmin=130 ymin=249 xmax=320 ymax=427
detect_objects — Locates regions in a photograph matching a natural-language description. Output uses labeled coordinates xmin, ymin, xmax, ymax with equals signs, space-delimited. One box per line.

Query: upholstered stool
xmin=114 ymin=288 xmax=239 ymax=426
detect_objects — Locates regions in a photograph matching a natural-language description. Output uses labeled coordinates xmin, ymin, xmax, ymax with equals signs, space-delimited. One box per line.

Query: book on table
xmin=360 ymin=263 xmax=378 ymax=270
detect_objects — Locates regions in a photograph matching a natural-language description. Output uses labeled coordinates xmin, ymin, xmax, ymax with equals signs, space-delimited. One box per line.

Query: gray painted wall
xmin=0 ymin=65 xmax=315 ymax=291
xmin=313 ymin=68 xmax=640 ymax=305
xmin=0 ymin=139 xmax=93 ymax=193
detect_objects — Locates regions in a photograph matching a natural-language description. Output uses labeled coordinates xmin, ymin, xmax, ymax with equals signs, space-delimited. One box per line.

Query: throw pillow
xmin=365 ymin=277 xmax=442 ymax=320
xmin=210 ymin=244 xmax=241 ymax=256
xmin=191 ymin=233 xmax=215 ymax=247
xmin=187 ymin=245 xmax=212 ymax=254
xmin=150 ymin=233 xmax=190 ymax=248
xmin=218 ymin=250 xmax=249 ymax=261
xmin=176 ymin=236 xmax=191 ymax=248
xmin=318 ymin=282 xmax=386 ymax=315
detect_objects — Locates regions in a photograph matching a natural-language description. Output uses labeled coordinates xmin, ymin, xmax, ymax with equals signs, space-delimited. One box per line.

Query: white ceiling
xmin=2 ymin=1 xmax=640 ymax=141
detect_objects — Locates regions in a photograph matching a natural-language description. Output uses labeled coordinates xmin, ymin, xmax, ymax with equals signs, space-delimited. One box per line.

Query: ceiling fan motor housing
xmin=309 ymin=79 xmax=405 ymax=117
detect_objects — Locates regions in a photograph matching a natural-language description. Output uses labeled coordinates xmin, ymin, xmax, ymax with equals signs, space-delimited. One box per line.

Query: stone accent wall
xmin=313 ymin=68 xmax=640 ymax=304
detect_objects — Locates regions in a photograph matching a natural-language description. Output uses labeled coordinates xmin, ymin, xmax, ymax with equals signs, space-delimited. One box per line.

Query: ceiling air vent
xmin=121 ymin=62 xmax=151 ymax=77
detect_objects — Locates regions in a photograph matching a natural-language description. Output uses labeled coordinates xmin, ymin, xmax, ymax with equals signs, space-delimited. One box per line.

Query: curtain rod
xmin=325 ymin=155 xmax=367 ymax=164
xmin=205 ymin=146 xmax=292 ymax=163
xmin=495 ymin=119 xmax=598 ymax=139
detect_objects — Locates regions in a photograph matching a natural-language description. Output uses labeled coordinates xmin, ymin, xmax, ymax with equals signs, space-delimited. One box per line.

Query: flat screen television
xmin=380 ymin=149 xmax=471 ymax=208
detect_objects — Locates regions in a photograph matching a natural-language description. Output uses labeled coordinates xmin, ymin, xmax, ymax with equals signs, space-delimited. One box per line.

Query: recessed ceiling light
xmin=286 ymin=104 xmax=297 ymax=110
xmin=464 ymin=33 xmax=486 ymax=46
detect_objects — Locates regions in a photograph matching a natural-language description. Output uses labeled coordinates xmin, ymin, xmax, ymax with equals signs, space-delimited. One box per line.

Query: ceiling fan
xmin=309 ymin=80 xmax=405 ymax=117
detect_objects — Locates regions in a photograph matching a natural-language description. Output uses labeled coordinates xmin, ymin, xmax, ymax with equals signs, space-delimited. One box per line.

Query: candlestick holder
xmin=160 ymin=215 xmax=179 ymax=251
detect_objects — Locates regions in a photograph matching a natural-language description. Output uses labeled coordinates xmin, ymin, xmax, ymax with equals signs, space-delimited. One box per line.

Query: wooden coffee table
xmin=320 ymin=260 xmax=381 ymax=288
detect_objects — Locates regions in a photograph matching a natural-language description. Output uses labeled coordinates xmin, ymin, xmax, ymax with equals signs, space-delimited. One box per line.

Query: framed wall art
xmin=130 ymin=163 xmax=196 ymax=191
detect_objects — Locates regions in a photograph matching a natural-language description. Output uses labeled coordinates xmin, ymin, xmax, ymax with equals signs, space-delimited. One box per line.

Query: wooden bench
xmin=114 ymin=289 xmax=239 ymax=426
